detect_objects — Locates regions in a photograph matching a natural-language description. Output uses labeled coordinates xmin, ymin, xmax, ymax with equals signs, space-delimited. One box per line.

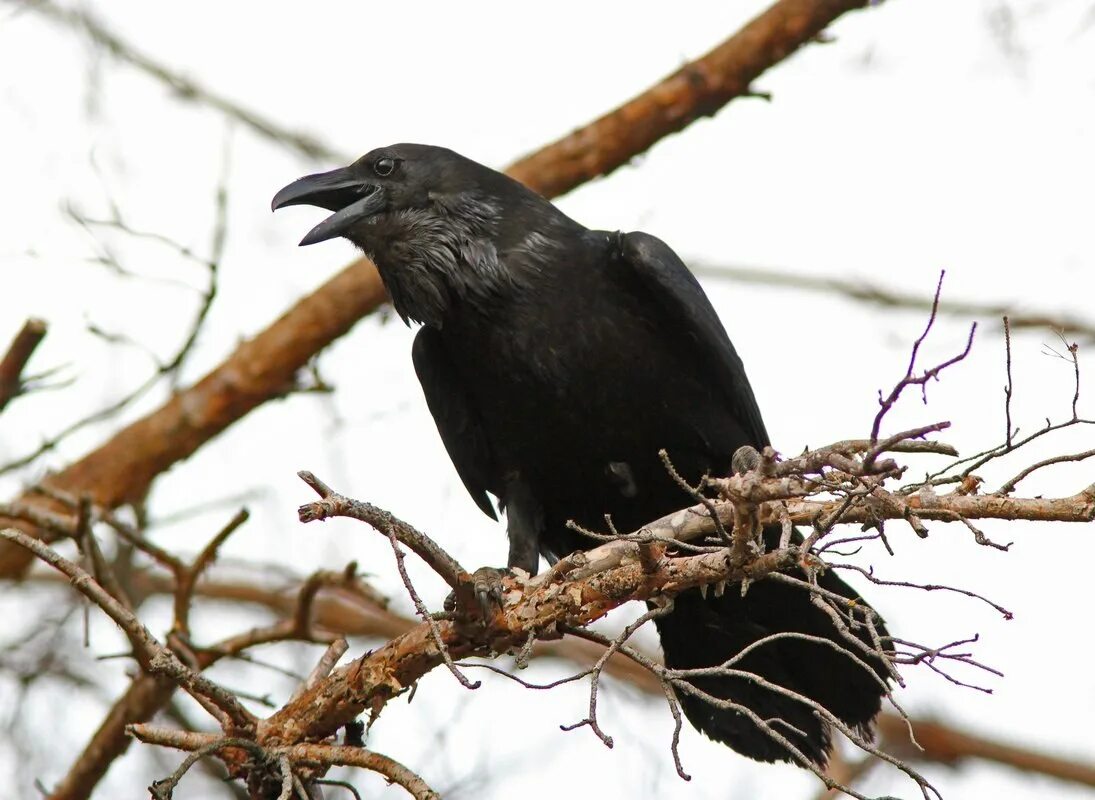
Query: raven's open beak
xmin=271 ymin=166 xmax=386 ymax=246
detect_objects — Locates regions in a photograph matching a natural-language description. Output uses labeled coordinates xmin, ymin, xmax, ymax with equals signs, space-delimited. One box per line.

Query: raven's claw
xmin=472 ymin=566 xmax=506 ymax=621
xmin=444 ymin=566 xmax=510 ymax=624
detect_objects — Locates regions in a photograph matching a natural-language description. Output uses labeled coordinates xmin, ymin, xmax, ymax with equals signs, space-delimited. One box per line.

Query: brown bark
xmin=258 ymin=545 xmax=795 ymax=745
xmin=154 ymin=571 xmax=662 ymax=691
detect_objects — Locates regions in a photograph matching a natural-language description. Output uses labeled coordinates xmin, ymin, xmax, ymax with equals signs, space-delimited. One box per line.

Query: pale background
xmin=1 ymin=1 xmax=1092 ymax=798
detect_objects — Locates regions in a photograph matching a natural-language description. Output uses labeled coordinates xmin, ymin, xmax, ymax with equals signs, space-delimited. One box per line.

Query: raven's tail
xmin=653 ymin=545 xmax=891 ymax=765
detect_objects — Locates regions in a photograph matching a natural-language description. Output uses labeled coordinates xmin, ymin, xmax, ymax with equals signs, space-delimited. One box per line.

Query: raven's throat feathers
xmin=360 ymin=193 xmax=523 ymax=327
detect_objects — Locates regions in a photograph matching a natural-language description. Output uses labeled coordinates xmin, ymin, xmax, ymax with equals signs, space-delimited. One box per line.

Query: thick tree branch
xmin=258 ymin=440 xmax=1091 ymax=779
xmin=38 ymin=562 xmax=1093 ymax=794
xmin=261 ymin=544 xmax=795 ymax=744
xmin=24 ymin=442 xmax=1094 ymax=796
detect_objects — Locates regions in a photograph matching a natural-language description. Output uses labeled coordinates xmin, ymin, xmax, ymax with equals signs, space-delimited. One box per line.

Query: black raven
xmin=273 ymin=144 xmax=890 ymax=766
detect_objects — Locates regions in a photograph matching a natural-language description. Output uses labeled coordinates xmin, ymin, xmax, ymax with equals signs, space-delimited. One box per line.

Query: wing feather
xmin=412 ymin=327 xmax=498 ymax=519
xmin=618 ymin=231 xmax=770 ymax=448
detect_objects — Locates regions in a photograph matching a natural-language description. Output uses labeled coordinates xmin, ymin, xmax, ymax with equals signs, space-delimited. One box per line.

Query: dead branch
xmin=70 ymin=565 xmax=1095 ymax=793
xmin=256 ymin=527 xmax=796 ymax=747
xmin=297 ymin=471 xmax=466 ymax=590
xmin=997 ymin=447 xmax=1095 ymax=496
xmin=25 ymin=468 xmax=1095 ymax=796
xmin=268 ymin=433 xmax=1086 ymax=797
xmin=868 ymin=272 xmax=977 ymax=451
xmin=918 ymin=335 xmax=1093 ymax=495
xmin=24 ymin=497 xmax=385 ymax=800
xmin=781 ymin=484 xmax=1095 ymax=526
xmin=1004 ymin=316 xmax=1014 ymax=446
xmin=40 ymin=537 xmax=1094 ymax=794
xmin=0 ymin=317 xmax=47 ymax=412
xmin=173 ymin=508 xmax=250 ymax=639
xmin=238 ymin=397 xmax=1094 ymax=794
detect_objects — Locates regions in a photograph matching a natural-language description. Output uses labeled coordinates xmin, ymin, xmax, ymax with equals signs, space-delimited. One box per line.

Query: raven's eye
xmin=374 ymin=157 xmax=396 ymax=177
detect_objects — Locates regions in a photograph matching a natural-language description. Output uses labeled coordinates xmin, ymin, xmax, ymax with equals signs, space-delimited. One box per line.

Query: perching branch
xmin=229 ymin=445 xmax=1063 ymax=799
xmin=26 ymin=559 xmax=1095 ymax=794
xmin=17 ymin=424 xmax=1093 ymax=797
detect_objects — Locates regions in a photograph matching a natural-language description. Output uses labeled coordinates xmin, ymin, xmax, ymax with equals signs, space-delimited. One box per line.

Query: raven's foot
xmin=444 ymin=566 xmax=512 ymax=625
xmin=470 ymin=565 xmax=506 ymax=621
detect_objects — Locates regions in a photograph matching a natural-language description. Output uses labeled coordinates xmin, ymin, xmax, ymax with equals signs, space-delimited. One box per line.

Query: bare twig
xmin=173 ymin=508 xmax=250 ymax=637
xmin=1 ymin=167 xmax=232 ymax=479
xmin=997 ymin=447 xmax=1095 ymax=496
xmin=297 ymin=471 xmax=466 ymax=590
xmin=1004 ymin=316 xmax=1014 ymax=448
xmin=868 ymin=272 xmax=978 ymax=454
xmin=21 ymin=0 xmax=347 ymax=164
xmin=383 ymin=528 xmax=480 ymax=691
xmin=658 ymin=448 xmax=731 ymax=546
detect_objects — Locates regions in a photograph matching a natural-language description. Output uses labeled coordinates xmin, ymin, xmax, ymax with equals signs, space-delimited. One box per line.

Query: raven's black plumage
xmin=273 ymin=144 xmax=891 ymax=766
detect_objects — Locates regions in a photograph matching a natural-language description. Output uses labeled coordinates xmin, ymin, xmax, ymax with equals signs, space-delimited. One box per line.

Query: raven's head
xmin=271 ymin=143 xmax=517 ymax=247
xmin=272 ymin=144 xmax=548 ymax=325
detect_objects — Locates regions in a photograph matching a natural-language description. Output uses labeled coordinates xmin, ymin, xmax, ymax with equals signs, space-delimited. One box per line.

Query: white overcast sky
xmin=1 ymin=1 xmax=1093 ymax=798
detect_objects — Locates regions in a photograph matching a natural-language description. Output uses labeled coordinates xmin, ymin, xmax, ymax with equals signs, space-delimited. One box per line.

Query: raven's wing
xmin=412 ymin=326 xmax=498 ymax=519
xmin=618 ymin=230 xmax=770 ymax=448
